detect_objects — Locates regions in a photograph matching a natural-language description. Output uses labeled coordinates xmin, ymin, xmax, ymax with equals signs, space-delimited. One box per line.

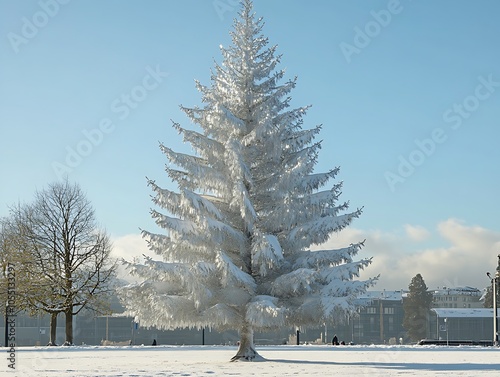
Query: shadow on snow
xmin=266 ymin=359 xmax=500 ymax=371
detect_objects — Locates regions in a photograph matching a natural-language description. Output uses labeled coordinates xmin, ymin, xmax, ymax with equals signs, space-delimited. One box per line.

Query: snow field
xmin=8 ymin=344 xmax=500 ymax=377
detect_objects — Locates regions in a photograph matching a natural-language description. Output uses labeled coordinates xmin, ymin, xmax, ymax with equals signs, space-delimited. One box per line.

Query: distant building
xmin=352 ymin=290 xmax=406 ymax=344
xmin=432 ymin=286 xmax=483 ymax=309
xmin=430 ymin=308 xmax=499 ymax=342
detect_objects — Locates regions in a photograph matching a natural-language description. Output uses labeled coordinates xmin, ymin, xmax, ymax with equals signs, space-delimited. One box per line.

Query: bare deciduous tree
xmin=7 ymin=180 xmax=117 ymax=345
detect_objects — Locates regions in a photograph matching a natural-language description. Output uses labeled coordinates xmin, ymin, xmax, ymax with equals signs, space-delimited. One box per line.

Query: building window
xmin=370 ymin=317 xmax=376 ymax=331
xmin=367 ymin=307 xmax=376 ymax=314
xmin=384 ymin=307 xmax=394 ymax=315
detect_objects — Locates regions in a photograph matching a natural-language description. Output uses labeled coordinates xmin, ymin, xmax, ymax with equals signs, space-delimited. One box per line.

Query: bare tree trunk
xmin=231 ymin=322 xmax=261 ymax=361
xmin=48 ymin=312 xmax=58 ymax=346
xmin=64 ymin=308 xmax=73 ymax=345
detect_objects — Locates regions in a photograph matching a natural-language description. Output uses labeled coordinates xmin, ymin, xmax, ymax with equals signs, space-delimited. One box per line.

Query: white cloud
xmin=320 ymin=219 xmax=500 ymax=292
xmin=110 ymin=233 xmax=157 ymax=281
xmin=404 ymin=224 xmax=430 ymax=242
xmin=111 ymin=233 xmax=155 ymax=261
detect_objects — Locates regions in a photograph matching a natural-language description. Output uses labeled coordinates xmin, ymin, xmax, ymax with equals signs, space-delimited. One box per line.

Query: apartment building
xmin=432 ymin=286 xmax=483 ymax=309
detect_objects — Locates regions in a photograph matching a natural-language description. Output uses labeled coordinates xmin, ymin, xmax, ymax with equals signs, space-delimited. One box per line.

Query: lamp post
xmin=435 ymin=312 xmax=439 ymax=340
xmin=497 ymin=255 xmax=500 ymax=347
xmin=444 ymin=318 xmax=448 ymax=346
xmin=106 ymin=315 xmax=109 ymax=343
xmin=486 ymin=254 xmax=500 ymax=347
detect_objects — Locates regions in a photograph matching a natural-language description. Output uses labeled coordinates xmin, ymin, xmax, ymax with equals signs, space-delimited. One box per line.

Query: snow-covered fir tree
xmin=119 ymin=0 xmax=377 ymax=361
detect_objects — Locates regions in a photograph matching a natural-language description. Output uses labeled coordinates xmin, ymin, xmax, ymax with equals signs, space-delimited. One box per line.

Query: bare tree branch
xmin=3 ymin=179 xmax=117 ymax=345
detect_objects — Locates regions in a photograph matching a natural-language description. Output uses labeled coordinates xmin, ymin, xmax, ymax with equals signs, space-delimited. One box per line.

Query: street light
xmin=486 ymin=254 xmax=500 ymax=347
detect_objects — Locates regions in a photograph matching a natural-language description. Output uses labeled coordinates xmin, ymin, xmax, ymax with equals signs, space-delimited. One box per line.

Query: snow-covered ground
xmin=7 ymin=344 xmax=500 ymax=376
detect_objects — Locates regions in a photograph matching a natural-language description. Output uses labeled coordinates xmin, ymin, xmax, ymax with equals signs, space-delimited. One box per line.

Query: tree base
xmin=62 ymin=341 xmax=74 ymax=346
xmin=230 ymin=353 xmax=265 ymax=362
xmin=46 ymin=342 xmax=57 ymax=346
xmin=230 ymin=346 xmax=264 ymax=362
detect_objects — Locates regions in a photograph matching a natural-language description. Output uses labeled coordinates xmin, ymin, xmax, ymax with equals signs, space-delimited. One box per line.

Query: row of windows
xmin=365 ymin=307 xmax=395 ymax=314
xmin=369 ymin=317 xmax=394 ymax=324
xmin=353 ymin=317 xmax=397 ymax=333
xmin=366 ymin=303 xmax=477 ymax=311
xmin=434 ymin=303 xmax=473 ymax=308
xmin=434 ymin=296 xmax=478 ymax=302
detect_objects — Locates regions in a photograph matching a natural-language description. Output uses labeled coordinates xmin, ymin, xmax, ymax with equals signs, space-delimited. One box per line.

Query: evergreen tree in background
xmin=482 ymin=285 xmax=499 ymax=308
xmin=119 ymin=0 xmax=377 ymax=361
xmin=484 ymin=256 xmax=500 ymax=308
xmin=403 ymin=273 xmax=433 ymax=342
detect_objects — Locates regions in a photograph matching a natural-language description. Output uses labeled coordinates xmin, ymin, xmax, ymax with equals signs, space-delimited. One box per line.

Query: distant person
xmin=340 ymin=340 xmax=345 ymax=345
xmin=332 ymin=335 xmax=339 ymax=345
xmin=152 ymin=339 xmax=157 ymax=346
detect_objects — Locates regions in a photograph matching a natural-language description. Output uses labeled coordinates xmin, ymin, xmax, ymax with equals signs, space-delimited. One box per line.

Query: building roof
xmin=432 ymin=286 xmax=482 ymax=296
xmin=358 ymin=290 xmax=404 ymax=301
xmin=432 ymin=308 xmax=500 ymax=318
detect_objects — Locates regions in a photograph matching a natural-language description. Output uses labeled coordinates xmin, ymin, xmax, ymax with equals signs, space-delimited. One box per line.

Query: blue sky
xmin=1 ymin=0 xmax=499 ymax=290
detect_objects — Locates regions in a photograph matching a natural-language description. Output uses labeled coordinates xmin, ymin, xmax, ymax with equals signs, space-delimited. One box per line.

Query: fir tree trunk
xmin=63 ymin=308 xmax=73 ymax=346
xmin=48 ymin=312 xmax=58 ymax=346
xmin=231 ymin=322 xmax=261 ymax=361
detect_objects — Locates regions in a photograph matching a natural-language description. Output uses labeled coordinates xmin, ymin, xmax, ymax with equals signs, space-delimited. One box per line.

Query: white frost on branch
xmin=119 ymin=0 xmax=377 ymax=347
xmin=246 ymin=295 xmax=286 ymax=328
xmin=252 ymin=233 xmax=283 ymax=276
xmin=271 ymin=268 xmax=318 ymax=297
xmin=216 ymin=251 xmax=256 ymax=292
